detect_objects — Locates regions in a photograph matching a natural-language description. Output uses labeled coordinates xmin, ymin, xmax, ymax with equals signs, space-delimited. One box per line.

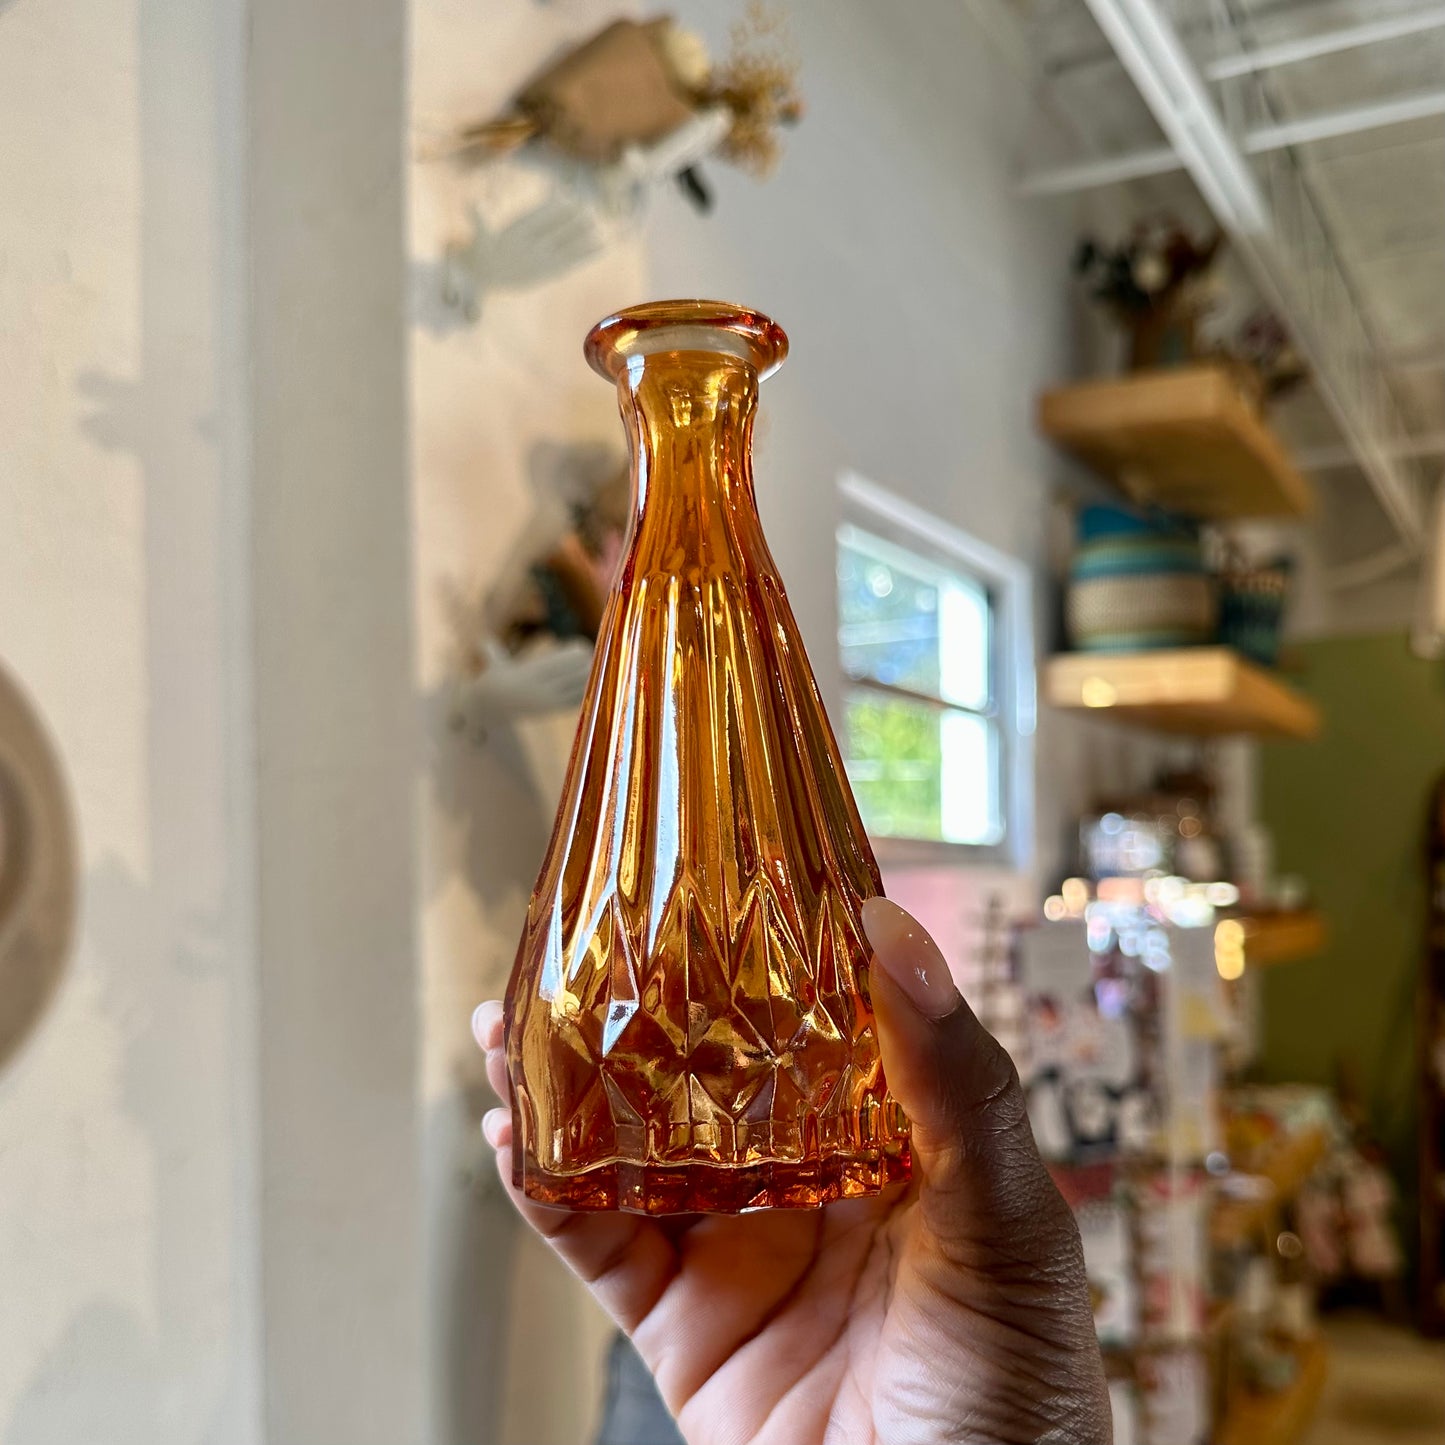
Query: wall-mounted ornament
xmin=450 ymin=639 xmax=595 ymax=742
xmin=440 ymin=110 xmax=730 ymax=323
xmin=446 ymin=450 xmax=630 ymax=736
xmin=428 ymin=8 xmax=802 ymax=319
xmin=0 ymin=660 xmax=78 ymax=1073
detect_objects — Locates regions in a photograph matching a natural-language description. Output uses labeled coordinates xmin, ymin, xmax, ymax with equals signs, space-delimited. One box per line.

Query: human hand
xmin=473 ymin=898 xmax=1109 ymax=1445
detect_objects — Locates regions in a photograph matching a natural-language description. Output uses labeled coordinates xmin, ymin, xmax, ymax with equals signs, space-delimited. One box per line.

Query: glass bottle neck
xmin=617 ymin=352 xmax=763 ymax=566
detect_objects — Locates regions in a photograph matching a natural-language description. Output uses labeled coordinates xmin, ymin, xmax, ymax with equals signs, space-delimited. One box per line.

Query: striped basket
xmin=1066 ymin=512 xmax=1217 ymax=653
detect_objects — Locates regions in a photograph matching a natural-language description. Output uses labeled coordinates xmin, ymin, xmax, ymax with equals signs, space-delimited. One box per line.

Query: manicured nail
xmin=861 ymin=897 xmax=961 ymax=1020
xmin=472 ymin=1000 xmax=504 ymax=1051
xmin=482 ymin=1107 xmax=512 ymax=1148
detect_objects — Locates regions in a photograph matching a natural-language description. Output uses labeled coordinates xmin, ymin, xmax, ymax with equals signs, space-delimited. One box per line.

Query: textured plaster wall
xmin=0 ymin=1 xmax=261 ymax=1439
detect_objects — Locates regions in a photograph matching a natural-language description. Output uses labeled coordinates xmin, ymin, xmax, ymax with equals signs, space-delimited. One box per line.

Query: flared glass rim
xmin=585 ymin=300 xmax=789 ymax=382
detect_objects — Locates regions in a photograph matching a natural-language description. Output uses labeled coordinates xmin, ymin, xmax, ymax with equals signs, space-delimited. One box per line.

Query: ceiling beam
xmin=1297 ymin=431 xmax=1445 ymax=472
xmin=1206 ymin=6 xmax=1445 ymax=81
xmin=1386 ymin=347 xmax=1445 ymax=373
xmin=1247 ymin=85 xmax=1445 ymax=150
xmin=1020 ymin=84 xmax=1445 ymax=196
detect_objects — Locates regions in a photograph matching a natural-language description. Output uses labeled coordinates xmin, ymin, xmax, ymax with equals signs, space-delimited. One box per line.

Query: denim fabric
xmin=593 ymin=1332 xmax=685 ymax=1445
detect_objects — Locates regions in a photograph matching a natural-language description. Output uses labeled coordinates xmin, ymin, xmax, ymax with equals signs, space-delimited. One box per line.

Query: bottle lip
xmin=585 ymin=300 xmax=789 ymax=382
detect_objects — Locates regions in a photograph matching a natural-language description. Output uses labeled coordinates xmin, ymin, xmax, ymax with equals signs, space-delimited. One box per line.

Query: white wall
xmin=0 ymin=1 xmax=261 ymax=1440
xmin=1 ymin=0 xmax=428 ymax=1440
xmin=408 ymin=5 xmax=643 ymax=1443
xmin=250 ymin=0 xmax=427 ymax=1440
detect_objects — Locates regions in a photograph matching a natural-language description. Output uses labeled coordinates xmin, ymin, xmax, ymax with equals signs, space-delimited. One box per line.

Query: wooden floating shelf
xmin=1039 ymin=365 xmax=1314 ymax=520
xmin=1045 ymin=648 xmax=1321 ymax=740
xmin=1235 ymin=910 xmax=1327 ymax=968
xmin=1213 ymin=1126 xmax=1330 ymax=1249
xmin=1217 ymin=1338 xmax=1328 ymax=1445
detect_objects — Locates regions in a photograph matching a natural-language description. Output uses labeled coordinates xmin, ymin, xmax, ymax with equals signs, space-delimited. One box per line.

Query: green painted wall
xmin=1260 ymin=633 xmax=1445 ymax=1183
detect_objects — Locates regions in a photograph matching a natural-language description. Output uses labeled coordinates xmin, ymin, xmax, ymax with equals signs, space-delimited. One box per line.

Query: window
xmin=836 ymin=474 xmax=1035 ymax=865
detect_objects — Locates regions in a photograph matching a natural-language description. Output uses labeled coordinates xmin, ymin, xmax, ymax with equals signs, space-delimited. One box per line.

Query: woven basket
xmin=1217 ymin=560 xmax=1290 ymax=665
xmin=1067 ymin=528 xmax=1217 ymax=652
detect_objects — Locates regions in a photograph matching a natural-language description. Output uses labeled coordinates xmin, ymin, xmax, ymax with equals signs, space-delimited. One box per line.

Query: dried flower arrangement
xmin=1074 ymin=219 xmax=1226 ymax=370
xmin=706 ymin=3 xmax=804 ymax=179
xmin=1073 ymin=218 xmax=1310 ymax=399
xmin=443 ymin=459 xmax=632 ymax=733
xmin=447 ymin=8 xmax=802 ymax=210
xmin=1231 ymin=307 xmax=1308 ymax=401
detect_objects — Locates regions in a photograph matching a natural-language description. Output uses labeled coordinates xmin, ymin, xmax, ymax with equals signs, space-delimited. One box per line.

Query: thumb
xmin=861 ymin=897 xmax=1073 ymax=1261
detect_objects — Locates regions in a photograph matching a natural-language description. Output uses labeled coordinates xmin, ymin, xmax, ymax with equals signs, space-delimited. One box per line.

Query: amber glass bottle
xmin=505 ymin=301 xmax=910 ymax=1214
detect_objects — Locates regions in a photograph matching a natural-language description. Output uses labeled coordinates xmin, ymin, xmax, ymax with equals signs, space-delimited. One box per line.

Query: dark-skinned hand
xmin=473 ymin=897 xmax=1110 ymax=1445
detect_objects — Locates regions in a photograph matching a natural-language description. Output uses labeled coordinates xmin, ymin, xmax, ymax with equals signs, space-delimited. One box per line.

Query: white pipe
xmin=1017 ymin=146 xmax=1180 ymax=194
xmin=1245 ymin=87 xmax=1445 ymax=152
xmin=1410 ymin=484 xmax=1445 ymax=657
xmin=1326 ymin=542 xmax=1415 ymax=591
xmin=1206 ymin=7 xmax=1445 ymax=81
xmin=1020 ymin=84 xmax=1445 ymax=195
xmin=1298 ymin=431 xmax=1445 ymax=472
xmin=1387 ymin=347 xmax=1445 ymax=373
xmin=1078 ymin=0 xmax=1270 ymax=230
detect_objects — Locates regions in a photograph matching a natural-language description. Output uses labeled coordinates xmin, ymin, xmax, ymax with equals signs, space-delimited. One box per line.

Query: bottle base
xmin=513 ymin=1144 xmax=912 ymax=1215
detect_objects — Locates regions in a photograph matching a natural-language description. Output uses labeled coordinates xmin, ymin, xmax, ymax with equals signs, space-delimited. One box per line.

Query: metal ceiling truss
xmin=1019 ymin=0 xmax=1437 ymax=551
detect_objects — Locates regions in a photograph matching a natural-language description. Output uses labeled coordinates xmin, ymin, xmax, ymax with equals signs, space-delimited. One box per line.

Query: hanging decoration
xmin=430 ymin=8 xmax=802 ymax=319
xmin=0 ymin=660 xmax=77 ymax=1073
xmin=448 ymin=455 xmax=632 ymax=735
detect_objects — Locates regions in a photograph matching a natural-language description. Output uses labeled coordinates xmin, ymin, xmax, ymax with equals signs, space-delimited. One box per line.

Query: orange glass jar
xmin=505 ymin=301 xmax=910 ymax=1213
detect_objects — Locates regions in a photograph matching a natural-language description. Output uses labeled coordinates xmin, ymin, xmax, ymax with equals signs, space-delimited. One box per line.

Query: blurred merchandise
xmin=1073 ymin=220 xmax=1225 ymax=373
xmin=1229 ymin=822 xmax=1274 ymax=910
xmin=1215 ymin=549 xmax=1291 ymax=667
xmin=1218 ymin=1084 xmax=1404 ymax=1302
xmin=1134 ymin=1169 xmax=1209 ymax=1341
xmin=1138 ymin=1348 xmax=1209 ymax=1445
xmin=1235 ymin=1255 xmax=1297 ymax=1392
xmin=1052 ymin=1163 xmax=1139 ymax=1350
xmin=1274 ymin=1232 xmax=1315 ymax=1343
xmin=1082 ymin=811 xmax=1173 ymax=879
xmin=1229 ymin=309 xmax=1308 ymax=403
xmin=1081 ymin=766 xmax=1222 ymax=885
xmin=1341 ymin=1154 xmax=1404 ymax=1282
xmin=1066 ymin=507 xmax=1217 ymax=653
xmin=1020 ymin=877 xmax=1351 ymax=1442
xmin=1108 ymin=1376 xmax=1140 ymax=1445
xmin=1018 ymin=920 xmax=1153 ymax=1163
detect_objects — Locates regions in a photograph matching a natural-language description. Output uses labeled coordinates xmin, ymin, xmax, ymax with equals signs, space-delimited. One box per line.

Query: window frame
xmin=836 ymin=472 xmax=1036 ymax=871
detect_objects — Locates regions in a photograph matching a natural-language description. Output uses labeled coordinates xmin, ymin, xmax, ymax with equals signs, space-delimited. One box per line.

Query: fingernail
xmin=482 ymin=1107 xmax=511 ymax=1148
xmin=861 ymin=897 xmax=960 ymax=1020
xmin=472 ymin=1000 xmax=504 ymax=1050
